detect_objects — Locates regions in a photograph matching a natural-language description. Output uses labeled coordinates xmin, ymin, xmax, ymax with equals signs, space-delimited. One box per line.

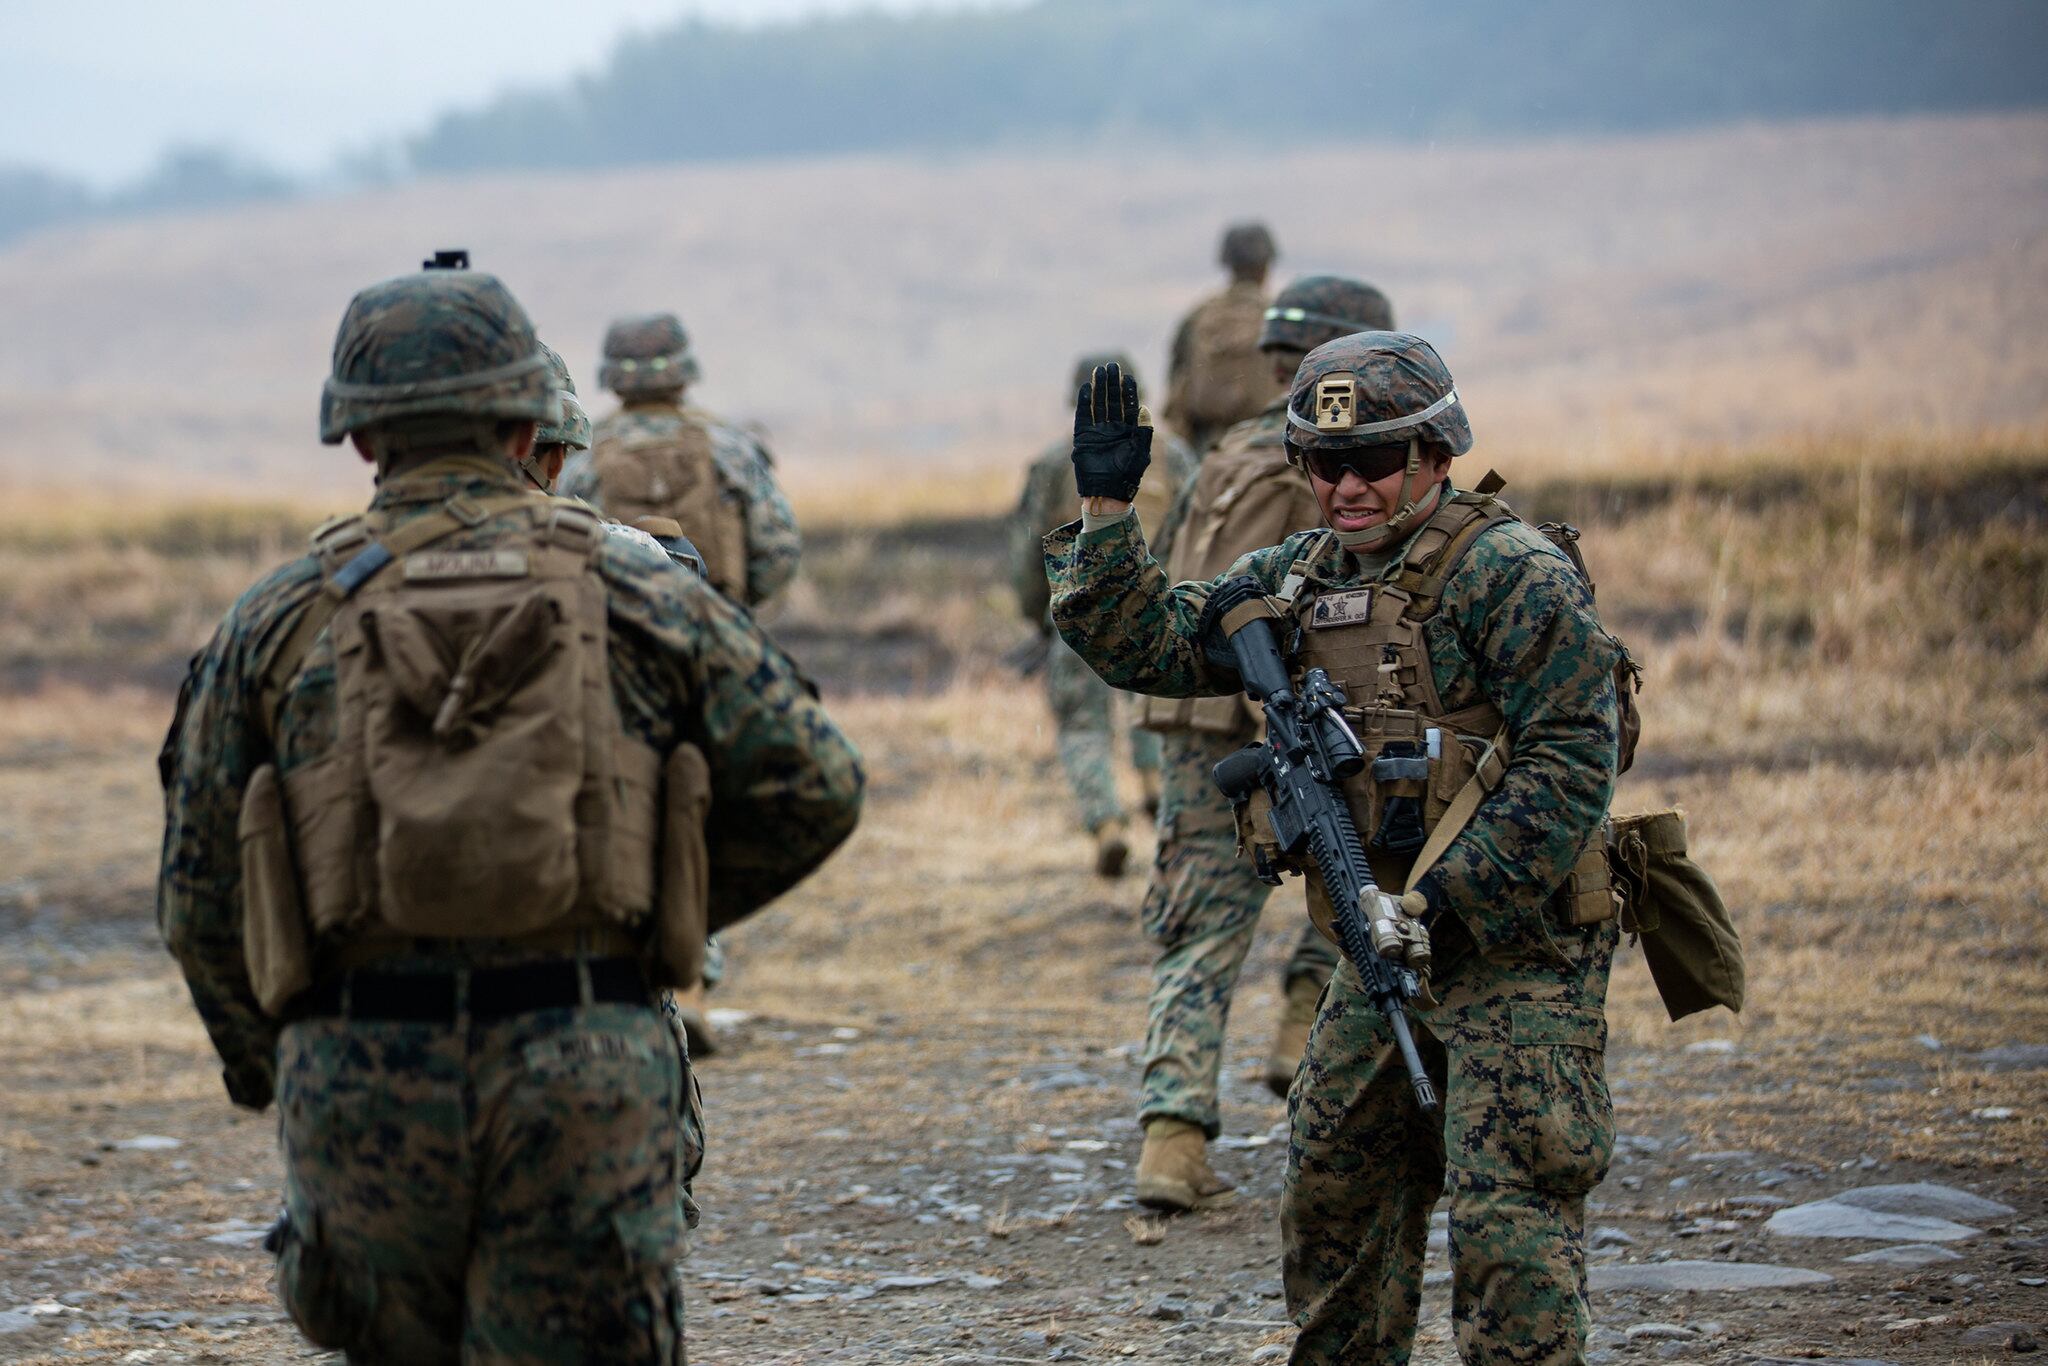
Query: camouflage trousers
xmin=1141 ymin=730 xmax=1338 ymax=1138
xmin=273 ymin=999 xmax=688 ymax=1365
xmin=1046 ymin=630 xmax=1160 ymax=832
xmin=1282 ymin=917 xmax=1618 ymax=1366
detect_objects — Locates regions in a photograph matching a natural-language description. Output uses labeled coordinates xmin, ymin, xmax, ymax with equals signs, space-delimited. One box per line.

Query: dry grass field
xmin=0 ymin=113 xmax=2044 ymax=498
xmin=0 ymin=433 xmax=2043 ymax=1362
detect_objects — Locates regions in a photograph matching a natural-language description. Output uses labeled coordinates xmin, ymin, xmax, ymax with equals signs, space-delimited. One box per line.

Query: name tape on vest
xmin=403 ymin=549 xmax=532 ymax=581
xmin=1308 ymin=589 xmax=1373 ymax=629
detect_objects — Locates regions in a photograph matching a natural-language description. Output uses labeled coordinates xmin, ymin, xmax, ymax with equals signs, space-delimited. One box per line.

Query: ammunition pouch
xmin=651 ymin=742 xmax=714 ymax=988
xmin=1555 ymin=838 xmax=1620 ymax=927
xmin=240 ymin=764 xmax=313 ymax=1017
xmin=1605 ymin=809 xmax=1744 ymax=1020
xmin=1137 ymin=692 xmax=1256 ymax=736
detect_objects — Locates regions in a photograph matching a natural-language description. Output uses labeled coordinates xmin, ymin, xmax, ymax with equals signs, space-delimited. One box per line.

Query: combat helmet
xmin=1220 ymin=222 xmax=1276 ymax=276
xmin=1284 ymin=331 xmax=1471 ymax=551
xmin=319 ymin=267 xmax=558 ymax=444
xmin=599 ymin=313 xmax=700 ymax=398
xmin=535 ymin=344 xmax=591 ymax=451
xmin=1259 ymin=276 xmax=1396 ymax=354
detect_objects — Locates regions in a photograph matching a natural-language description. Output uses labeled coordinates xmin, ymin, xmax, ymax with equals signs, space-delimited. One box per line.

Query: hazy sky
xmin=0 ymin=0 xmax=996 ymax=186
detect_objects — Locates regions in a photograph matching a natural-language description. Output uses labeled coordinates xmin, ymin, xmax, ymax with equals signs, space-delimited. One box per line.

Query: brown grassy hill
xmin=0 ymin=114 xmax=2042 ymax=498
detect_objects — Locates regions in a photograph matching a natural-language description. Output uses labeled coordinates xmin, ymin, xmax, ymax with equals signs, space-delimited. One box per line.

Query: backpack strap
xmin=1393 ymin=492 xmax=1518 ymax=623
xmin=1276 ymin=529 xmax=1336 ymax=604
xmin=256 ymin=492 xmax=535 ymax=737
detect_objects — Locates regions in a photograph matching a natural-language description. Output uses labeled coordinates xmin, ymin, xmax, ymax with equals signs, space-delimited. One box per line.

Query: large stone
xmin=1843 ymin=1243 xmax=1965 ymax=1267
xmin=1829 ymin=1182 xmax=2016 ymax=1221
xmin=1590 ymin=1261 xmax=1834 ymax=1292
xmin=1763 ymin=1200 xmax=1979 ymax=1242
xmin=1969 ymin=1043 xmax=2048 ymax=1072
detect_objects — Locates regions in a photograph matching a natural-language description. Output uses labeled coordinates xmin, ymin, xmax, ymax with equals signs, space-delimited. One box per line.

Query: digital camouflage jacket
xmin=158 ymin=457 xmax=864 ymax=1110
xmin=1045 ymin=489 xmax=1620 ymax=958
xmin=1011 ymin=433 xmax=1197 ymax=626
xmin=560 ymin=404 xmax=801 ymax=606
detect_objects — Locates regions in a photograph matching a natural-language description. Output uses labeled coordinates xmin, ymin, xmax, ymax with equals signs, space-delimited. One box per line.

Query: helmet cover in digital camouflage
xmin=599 ymin=312 xmax=701 ymax=397
xmin=1258 ymin=276 xmax=1396 ymax=354
xmin=1284 ymin=331 xmax=1471 ymax=551
xmin=535 ymin=343 xmax=592 ymax=451
xmin=319 ymin=271 xmax=558 ymax=444
xmin=1219 ymin=222 xmax=1276 ymax=275
xmin=1069 ymin=351 xmax=1139 ymax=402
xmin=1283 ymin=331 xmax=1470 ymax=460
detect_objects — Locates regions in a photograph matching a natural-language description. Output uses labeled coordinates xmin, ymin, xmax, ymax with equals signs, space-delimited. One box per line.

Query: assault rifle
xmin=1205 ymin=576 xmax=1441 ymax=1114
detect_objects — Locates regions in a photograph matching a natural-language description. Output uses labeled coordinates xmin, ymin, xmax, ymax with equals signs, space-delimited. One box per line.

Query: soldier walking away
xmin=560 ymin=311 xmax=801 ymax=610
xmin=1011 ymin=353 xmax=1196 ymax=875
xmin=1127 ymin=277 xmax=1394 ymax=1212
xmin=1049 ymin=338 xmax=1623 ymax=1365
xmin=157 ymin=258 xmax=864 ymax=1364
xmin=1163 ymin=222 xmax=1278 ymax=454
xmin=561 ymin=310 xmax=806 ymax=1052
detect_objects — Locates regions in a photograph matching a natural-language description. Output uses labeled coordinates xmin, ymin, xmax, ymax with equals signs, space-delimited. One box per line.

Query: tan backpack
xmin=590 ymin=407 xmax=748 ymax=600
xmin=238 ymin=493 xmax=714 ymax=1011
xmin=1170 ymin=285 xmax=1274 ymax=435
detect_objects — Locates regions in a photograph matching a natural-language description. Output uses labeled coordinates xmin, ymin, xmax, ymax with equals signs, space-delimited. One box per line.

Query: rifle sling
xmin=1403 ymin=726 xmax=1507 ymax=896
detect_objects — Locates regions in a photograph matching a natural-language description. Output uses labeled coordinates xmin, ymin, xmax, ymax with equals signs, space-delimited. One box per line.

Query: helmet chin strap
xmin=515 ymin=453 xmax=553 ymax=494
xmin=1331 ymin=439 xmax=1442 ymax=551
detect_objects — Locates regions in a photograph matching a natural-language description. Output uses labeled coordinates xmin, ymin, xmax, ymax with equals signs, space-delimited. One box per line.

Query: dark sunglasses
xmin=1299 ymin=444 xmax=1411 ymax=485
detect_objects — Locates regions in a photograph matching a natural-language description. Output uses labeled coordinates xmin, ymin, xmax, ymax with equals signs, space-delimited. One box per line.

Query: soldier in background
xmin=158 ymin=261 xmax=864 ymax=1361
xmin=1013 ymin=354 xmax=1196 ymax=875
xmin=562 ymin=311 xmax=805 ymax=1053
xmin=1127 ymin=277 xmax=1395 ymax=1212
xmin=1163 ymin=222 xmax=1278 ymax=453
xmin=560 ymin=311 xmax=801 ymax=609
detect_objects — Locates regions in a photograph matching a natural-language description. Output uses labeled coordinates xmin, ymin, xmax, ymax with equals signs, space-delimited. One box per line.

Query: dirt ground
xmin=1 ymin=468 xmax=2044 ymax=1364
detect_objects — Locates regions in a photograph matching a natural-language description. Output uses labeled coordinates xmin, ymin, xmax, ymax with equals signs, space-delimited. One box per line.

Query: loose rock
xmin=1763 ymin=1199 xmax=1979 ymax=1242
xmin=1843 ymin=1243 xmax=1964 ymax=1267
xmin=1590 ymin=1261 xmax=1833 ymax=1292
xmin=1829 ymin=1182 xmax=2016 ymax=1221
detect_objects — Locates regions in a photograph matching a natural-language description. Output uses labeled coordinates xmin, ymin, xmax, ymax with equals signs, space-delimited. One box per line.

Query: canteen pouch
xmin=1608 ymin=809 xmax=1744 ymax=1020
xmin=239 ymin=763 xmax=313 ymax=1016
xmin=652 ymin=742 xmax=714 ymax=987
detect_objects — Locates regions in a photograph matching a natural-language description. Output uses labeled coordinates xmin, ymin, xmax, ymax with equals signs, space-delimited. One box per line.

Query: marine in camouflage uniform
xmin=157 ymin=263 xmax=864 ymax=1364
xmin=561 ymin=313 xmax=803 ymax=1050
xmin=558 ymin=313 xmax=801 ymax=609
xmin=1126 ymin=278 xmax=1395 ymax=1211
xmin=1162 ymin=222 xmax=1277 ymax=454
xmin=1010 ymin=354 xmax=1196 ymax=876
xmin=1049 ymin=337 xmax=1620 ymax=1364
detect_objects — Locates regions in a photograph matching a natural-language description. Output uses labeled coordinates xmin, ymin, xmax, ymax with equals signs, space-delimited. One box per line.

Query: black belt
xmin=294 ymin=957 xmax=650 ymax=1024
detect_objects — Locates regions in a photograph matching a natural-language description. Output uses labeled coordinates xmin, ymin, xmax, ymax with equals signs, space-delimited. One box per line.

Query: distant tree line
xmin=0 ymin=146 xmax=290 ymax=248
xmin=407 ymin=0 xmax=2048 ymax=172
xmin=5 ymin=0 xmax=2043 ymax=246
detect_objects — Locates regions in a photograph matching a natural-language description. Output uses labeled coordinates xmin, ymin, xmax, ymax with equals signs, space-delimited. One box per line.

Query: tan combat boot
xmin=671 ymin=980 xmax=719 ymax=1058
xmin=1135 ymin=1117 xmax=1235 ymax=1212
xmin=1092 ymin=819 xmax=1130 ymax=878
xmin=1262 ymin=975 xmax=1324 ymax=1097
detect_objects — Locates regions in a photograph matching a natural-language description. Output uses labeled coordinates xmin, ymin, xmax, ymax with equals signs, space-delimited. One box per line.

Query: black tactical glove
xmin=1071 ymin=362 xmax=1152 ymax=502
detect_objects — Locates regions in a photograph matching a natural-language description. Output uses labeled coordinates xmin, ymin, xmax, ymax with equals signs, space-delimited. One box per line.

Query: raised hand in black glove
xmin=1071 ymin=362 xmax=1153 ymax=502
